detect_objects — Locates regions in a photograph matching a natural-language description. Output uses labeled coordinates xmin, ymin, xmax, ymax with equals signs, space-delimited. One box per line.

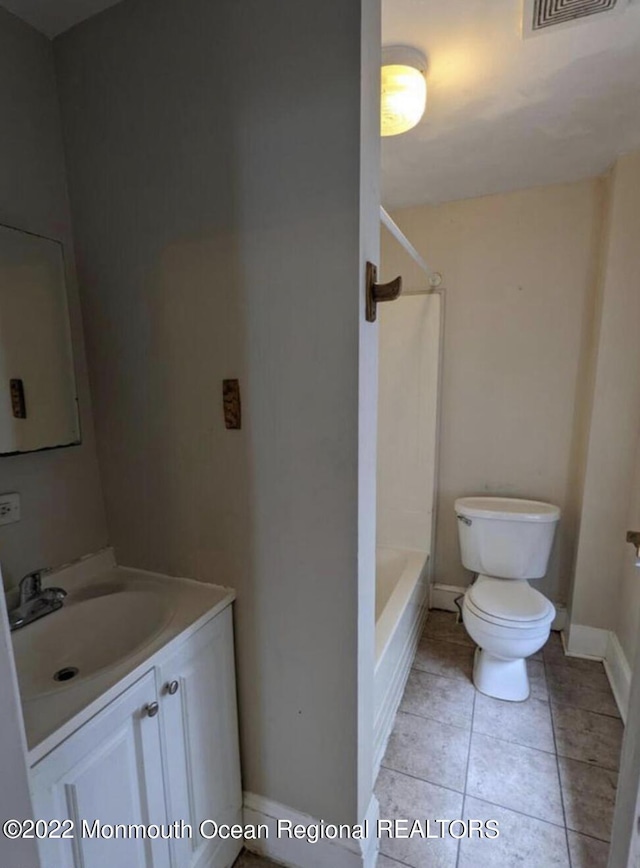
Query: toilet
xmin=454 ymin=496 xmax=560 ymax=701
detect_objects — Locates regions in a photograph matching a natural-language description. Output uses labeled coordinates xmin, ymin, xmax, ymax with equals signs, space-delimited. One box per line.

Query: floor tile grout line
xmin=455 ymin=677 xmax=477 ymax=868
xmin=547 ymin=680 xmax=621 ymax=703
xmin=465 ymin=793 xmax=612 ymax=844
xmin=545 ymin=637 xmax=573 ymax=868
xmin=412 ymin=667 xmax=471 ymax=685
xmin=458 ymin=792 xmax=468 ymax=868
xmin=408 ymin=664 xmax=475 ymax=686
xmin=422 ymin=634 xmax=476 ymax=650
xmin=469 ymin=729 xmax=556 ymax=756
xmin=395 ymin=706 xmax=473 ymax=733
xmin=549 ymin=698 xmax=623 ymax=722
xmin=376 ymin=849 xmax=415 ymax=868
xmin=470 ymin=725 xmax=563 ymax=760
xmin=553 ymin=752 xmax=621 ymax=775
xmin=420 ymin=630 xmax=475 ymax=648
xmin=462 ymin=792 xmax=582 ymax=835
xmin=548 ymin=699 xmax=622 ymax=721
xmin=565 ymin=828 xmax=615 ymax=845
xmin=379 ymin=763 xmax=466 ymax=798
xmin=466 ymin=789 xmax=570 ymax=833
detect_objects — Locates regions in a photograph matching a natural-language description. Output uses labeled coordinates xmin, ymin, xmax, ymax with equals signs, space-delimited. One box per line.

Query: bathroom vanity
xmin=11 ymin=551 xmax=243 ymax=868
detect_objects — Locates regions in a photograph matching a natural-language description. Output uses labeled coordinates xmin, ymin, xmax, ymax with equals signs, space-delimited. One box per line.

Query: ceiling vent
xmin=523 ymin=0 xmax=626 ymax=36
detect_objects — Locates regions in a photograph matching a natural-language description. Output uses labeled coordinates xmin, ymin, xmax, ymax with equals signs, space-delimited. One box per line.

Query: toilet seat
xmin=467 ymin=576 xmax=555 ymax=628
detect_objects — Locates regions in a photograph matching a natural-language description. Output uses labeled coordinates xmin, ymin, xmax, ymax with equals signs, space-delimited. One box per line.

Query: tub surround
xmin=376 ymin=291 xmax=441 ymax=560
xmin=10 ymin=549 xmax=235 ymax=762
xmin=374 ymin=547 xmax=428 ymax=775
xmin=375 ymin=547 xmax=428 ymax=662
xmin=374 ymin=241 xmax=442 ymax=784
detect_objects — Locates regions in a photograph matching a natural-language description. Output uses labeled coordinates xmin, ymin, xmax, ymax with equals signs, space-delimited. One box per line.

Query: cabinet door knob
xmin=144 ymin=701 xmax=160 ymax=718
xmin=166 ymin=680 xmax=180 ymax=696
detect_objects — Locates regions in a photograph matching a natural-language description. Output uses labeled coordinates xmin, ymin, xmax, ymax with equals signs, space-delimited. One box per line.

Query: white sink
xmin=12 ymin=586 xmax=173 ymax=701
xmin=10 ymin=555 xmax=234 ymax=756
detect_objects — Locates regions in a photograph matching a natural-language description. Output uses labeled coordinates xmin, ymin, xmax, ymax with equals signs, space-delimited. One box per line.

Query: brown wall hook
xmin=366 ymin=261 xmax=402 ymax=322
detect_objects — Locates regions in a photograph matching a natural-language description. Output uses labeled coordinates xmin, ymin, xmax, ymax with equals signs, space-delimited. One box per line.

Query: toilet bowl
xmin=455 ymin=497 xmax=560 ymax=701
xmin=462 ymin=575 xmax=555 ymax=700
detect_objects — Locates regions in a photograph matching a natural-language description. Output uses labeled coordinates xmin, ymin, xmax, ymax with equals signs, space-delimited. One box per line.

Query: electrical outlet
xmin=0 ymin=493 xmax=20 ymax=526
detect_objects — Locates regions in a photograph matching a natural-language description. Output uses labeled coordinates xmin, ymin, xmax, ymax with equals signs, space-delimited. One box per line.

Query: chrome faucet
xmin=8 ymin=570 xmax=67 ymax=632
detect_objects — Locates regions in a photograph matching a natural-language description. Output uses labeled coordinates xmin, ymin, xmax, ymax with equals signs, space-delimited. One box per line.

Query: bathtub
xmin=374 ymin=546 xmax=429 ymax=775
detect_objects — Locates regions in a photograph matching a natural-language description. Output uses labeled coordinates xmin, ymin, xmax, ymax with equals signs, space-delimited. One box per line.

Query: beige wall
xmin=56 ymin=0 xmax=379 ymax=826
xmin=570 ymin=152 xmax=640 ymax=651
xmin=391 ymin=179 xmax=605 ymax=603
xmin=0 ymin=7 xmax=107 ymax=589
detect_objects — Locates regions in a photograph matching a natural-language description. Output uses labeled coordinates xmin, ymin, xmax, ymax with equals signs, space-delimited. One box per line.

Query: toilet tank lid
xmin=455 ymin=497 xmax=561 ymax=523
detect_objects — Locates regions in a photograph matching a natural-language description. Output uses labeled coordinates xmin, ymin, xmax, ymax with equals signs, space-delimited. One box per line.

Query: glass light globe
xmin=381 ymin=62 xmax=427 ymax=137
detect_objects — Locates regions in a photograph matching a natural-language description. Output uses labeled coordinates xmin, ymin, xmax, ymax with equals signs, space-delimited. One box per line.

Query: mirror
xmin=0 ymin=223 xmax=80 ymax=455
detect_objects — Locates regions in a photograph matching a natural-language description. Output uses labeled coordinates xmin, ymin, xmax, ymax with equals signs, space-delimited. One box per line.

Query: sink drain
xmin=53 ymin=666 xmax=79 ymax=683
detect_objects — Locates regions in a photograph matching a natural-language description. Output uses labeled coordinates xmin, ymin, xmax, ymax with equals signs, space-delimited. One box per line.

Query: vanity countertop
xmin=11 ymin=549 xmax=235 ymax=765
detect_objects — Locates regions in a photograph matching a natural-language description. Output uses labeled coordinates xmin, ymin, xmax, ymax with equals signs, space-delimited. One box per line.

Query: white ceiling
xmin=1 ymin=0 xmax=120 ymax=38
xmin=4 ymin=0 xmax=640 ymax=207
xmin=382 ymin=0 xmax=640 ymax=207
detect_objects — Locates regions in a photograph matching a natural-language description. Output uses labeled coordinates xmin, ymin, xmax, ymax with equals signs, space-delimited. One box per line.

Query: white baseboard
xmin=429 ymin=583 xmax=466 ymax=612
xmin=604 ymin=631 xmax=631 ymax=723
xmin=565 ymin=623 xmax=610 ymax=659
xmin=243 ymin=792 xmax=379 ymax=868
xmin=564 ymin=623 xmax=631 ymax=721
xmin=551 ymin=605 xmax=567 ymax=632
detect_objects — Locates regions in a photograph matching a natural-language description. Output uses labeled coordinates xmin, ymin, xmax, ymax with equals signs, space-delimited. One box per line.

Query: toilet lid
xmin=468 ymin=577 xmax=555 ymax=624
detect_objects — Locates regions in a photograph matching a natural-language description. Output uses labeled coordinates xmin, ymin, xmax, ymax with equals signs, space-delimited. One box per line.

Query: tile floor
xmin=376 ymin=610 xmax=622 ymax=868
xmin=232 ymin=610 xmax=623 ymax=868
xmin=233 ymin=852 xmax=278 ymax=868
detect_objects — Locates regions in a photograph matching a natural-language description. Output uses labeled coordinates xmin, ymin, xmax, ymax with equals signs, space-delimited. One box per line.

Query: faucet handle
xmin=18 ymin=569 xmax=50 ymax=604
xmin=41 ymin=586 xmax=67 ymax=602
xmin=19 ymin=569 xmax=41 ymax=588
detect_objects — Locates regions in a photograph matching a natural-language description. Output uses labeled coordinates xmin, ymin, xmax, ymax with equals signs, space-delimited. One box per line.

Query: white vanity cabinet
xmin=29 ymin=604 xmax=242 ymax=868
xmin=30 ymin=670 xmax=171 ymax=868
xmin=157 ymin=606 xmax=242 ymax=868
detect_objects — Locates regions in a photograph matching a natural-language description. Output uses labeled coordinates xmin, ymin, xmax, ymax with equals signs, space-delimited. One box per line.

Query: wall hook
xmin=627 ymin=530 xmax=640 ymax=567
xmin=366 ymin=261 xmax=402 ymax=323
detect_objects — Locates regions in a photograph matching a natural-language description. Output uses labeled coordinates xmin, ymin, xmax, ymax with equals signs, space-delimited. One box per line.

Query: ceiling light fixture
xmin=381 ymin=46 xmax=427 ymax=137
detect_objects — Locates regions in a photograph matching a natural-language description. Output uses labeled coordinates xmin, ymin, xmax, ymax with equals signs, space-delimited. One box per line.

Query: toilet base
xmin=473 ymin=647 xmax=530 ymax=702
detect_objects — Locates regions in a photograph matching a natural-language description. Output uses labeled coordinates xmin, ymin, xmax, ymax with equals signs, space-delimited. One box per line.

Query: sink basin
xmin=12 ymin=588 xmax=173 ymax=701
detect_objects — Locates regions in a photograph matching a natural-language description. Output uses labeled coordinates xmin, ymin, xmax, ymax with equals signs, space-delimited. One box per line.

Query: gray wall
xmin=56 ymin=0 xmax=377 ymax=825
xmin=0 ymin=7 xmax=107 ymax=588
xmin=0 ymin=587 xmax=39 ymax=867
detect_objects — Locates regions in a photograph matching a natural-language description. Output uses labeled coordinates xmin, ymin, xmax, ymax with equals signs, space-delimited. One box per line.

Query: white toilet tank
xmin=455 ymin=497 xmax=560 ymax=580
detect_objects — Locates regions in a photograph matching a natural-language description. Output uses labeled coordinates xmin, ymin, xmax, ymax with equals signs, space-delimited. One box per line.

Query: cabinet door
xmin=158 ymin=608 xmax=242 ymax=868
xmin=31 ymin=671 xmax=170 ymax=868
